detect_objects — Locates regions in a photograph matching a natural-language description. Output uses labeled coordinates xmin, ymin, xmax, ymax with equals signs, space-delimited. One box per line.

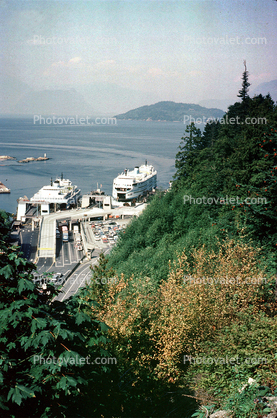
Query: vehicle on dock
xmin=61 ymin=225 xmax=68 ymax=242
xmin=75 ymin=232 xmax=81 ymax=243
xmin=51 ymin=273 xmax=64 ymax=286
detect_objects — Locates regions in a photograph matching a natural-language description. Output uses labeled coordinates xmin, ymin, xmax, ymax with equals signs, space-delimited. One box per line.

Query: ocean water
xmin=0 ymin=118 xmax=186 ymax=214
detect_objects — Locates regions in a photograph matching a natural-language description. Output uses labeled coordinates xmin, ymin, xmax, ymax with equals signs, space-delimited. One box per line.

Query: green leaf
xmin=16 ymin=385 xmax=35 ymax=399
xmin=75 ymin=312 xmax=88 ymax=325
xmin=0 ymin=264 xmax=13 ymax=279
xmin=100 ymin=322 xmax=109 ymax=332
xmin=7 ymin=387 xmax=22 ymax=406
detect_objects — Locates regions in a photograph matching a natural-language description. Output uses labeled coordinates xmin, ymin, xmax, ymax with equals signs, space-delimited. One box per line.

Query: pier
xmin=37 ymin=203 xmax=147 ymax=261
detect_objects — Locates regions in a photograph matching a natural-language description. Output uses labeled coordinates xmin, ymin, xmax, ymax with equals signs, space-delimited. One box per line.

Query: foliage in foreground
xmin=85 ymin=240 xmax=277 ymax=416
xmin=2 ymin=69 xmax=277 ymax=417
xmin=0 ymin=211 xmax=117 ymax=418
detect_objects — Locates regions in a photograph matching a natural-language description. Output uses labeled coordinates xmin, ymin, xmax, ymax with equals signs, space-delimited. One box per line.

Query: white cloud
xmin=68 ymin=57 xmax=82 ymax=65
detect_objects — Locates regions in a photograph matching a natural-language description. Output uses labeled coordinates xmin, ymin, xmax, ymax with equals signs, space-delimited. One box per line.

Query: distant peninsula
xmin=114 ymin=101 xmax=225 ymax=123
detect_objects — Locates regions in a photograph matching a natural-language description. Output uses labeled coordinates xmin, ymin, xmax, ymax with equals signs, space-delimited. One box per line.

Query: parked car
xmin=51 ymin=273 xmax=64 ymax=285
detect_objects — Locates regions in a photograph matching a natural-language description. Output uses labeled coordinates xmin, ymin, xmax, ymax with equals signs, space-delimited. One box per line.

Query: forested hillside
xmin=108 ymin=91 xmax=277 ymax=282
xmin=114 ymin=101 xmax=224 ymax=122
xmin=97 ymin=67 xmax=277 ymax=416
xmin=1 ymin=68 xmax=277 ymax=418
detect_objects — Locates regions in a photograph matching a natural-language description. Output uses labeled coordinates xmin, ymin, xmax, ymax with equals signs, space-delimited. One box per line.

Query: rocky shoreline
xmin=0 ymin=155 xmax=15 ymax=161
xmin=0 ymin=154 xmax=49 ymax=163
xmin=18 ymin=156 xmax=49 ymax=163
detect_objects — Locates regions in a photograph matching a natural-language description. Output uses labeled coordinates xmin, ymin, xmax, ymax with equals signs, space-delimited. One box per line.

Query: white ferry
xmin=112 ymin=161 xmax=157 ymax=201
xmin=30 ymin=175 xmax=81 ymax=209
xmin=17 ymin=175 xmax=80 ymax=220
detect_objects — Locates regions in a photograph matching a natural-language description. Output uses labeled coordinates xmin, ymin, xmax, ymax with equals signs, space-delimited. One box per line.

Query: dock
xmin=0 ymin=182 xmax=10 ymax=193
xmin=37 ymin=203 xmax=147 ymax=261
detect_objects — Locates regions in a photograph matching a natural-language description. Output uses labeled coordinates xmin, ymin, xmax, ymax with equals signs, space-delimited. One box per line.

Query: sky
xmin=1 ymin=0 xmax=277 ymax=114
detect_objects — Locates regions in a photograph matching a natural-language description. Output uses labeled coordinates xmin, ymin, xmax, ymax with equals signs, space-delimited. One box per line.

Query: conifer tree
xmin=173 ymin=122 xmax=202 ymax=189
xmin=237 ymin=60 xmax=251 ymax=102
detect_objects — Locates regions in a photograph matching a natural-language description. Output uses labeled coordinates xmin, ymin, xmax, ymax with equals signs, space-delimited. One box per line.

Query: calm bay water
xmin=0 ymin=118 xmax=186 ymax=214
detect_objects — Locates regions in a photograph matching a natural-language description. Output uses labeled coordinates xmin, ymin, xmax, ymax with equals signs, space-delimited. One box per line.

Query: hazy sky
xmin=1 ymin=0 xmax=277 ymax=112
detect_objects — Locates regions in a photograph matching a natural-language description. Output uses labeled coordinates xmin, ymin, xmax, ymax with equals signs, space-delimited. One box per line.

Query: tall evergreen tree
xmin=173 ymin=122 xmax=202 ymax=189
xmin=237 ymin=60 xmax=251 ymax=102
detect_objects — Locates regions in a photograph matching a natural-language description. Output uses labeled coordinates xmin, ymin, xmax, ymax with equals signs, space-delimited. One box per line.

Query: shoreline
xmin=0 ymin=155 xmax=49 ymax=164
xmin=0 ymin=155 xmax=16 ymax=161
xmin=18 ymin=156 xmax=49 ymax=163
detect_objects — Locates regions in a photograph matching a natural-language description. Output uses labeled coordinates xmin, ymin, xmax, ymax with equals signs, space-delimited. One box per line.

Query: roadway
xmin=19 ymin=227 xmax=39 ymax=262
xmin=36 ymin=230 xmax=83 ymax=274
xmin=54 ymin=247 xmax=111 ymax=302
xmin=16 ymin=207 xmax=138 ymax=302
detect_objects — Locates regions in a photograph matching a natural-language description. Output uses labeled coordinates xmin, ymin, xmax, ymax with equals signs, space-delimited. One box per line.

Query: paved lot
xmin=17 ymin=217 xmax=128 ymax=301
xmin=38 ymin=204 xmax=146 ymax=259
xmin=55 ymin=231 xmax=82 ymax=267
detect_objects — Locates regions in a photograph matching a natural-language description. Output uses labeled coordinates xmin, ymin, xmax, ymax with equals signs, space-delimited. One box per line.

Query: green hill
xmin=2 ymin=69 xmax=277 ymax=418
xmin=109 ymin=93 xmax=277 ymax=282
xmin=102 ymin=90 xmax=277 ymax=415
xmin=114 ymin=100 xmax=225 ymax=122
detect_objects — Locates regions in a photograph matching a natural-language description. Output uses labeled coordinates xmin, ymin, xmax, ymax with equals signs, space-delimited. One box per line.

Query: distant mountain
xmin=253 ymin=80 xmax=277 ymax=102
xmin=12 ymin=89 xmax=93 ymax=115
xmin=114 ymin=101 xmax=225 ymax=123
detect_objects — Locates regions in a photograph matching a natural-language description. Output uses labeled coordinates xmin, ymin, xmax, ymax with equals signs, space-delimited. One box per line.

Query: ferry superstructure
xmin=30 ymin=176 xmax=80 ymax=206
xmin=17 ymin=175 xmax=80 ymax=220
xmin=112 ymin=161 xmax=157 ymax=201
